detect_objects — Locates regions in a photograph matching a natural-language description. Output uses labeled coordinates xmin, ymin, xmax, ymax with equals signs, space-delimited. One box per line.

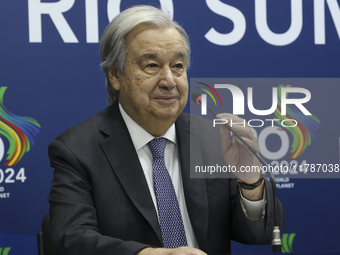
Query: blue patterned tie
xmin=148 ymin=138 xmax=188 ymax=248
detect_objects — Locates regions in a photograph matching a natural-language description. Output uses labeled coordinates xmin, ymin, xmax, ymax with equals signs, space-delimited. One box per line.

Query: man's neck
xmin=119 ymin=103 xmax=177 ymax=151
xmin=119 ymin=103 xmax=176 ymax=137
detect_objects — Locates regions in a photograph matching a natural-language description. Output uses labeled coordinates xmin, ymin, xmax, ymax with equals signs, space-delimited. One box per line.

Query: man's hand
xmin=217 ymin=113 xmax=264 ymax=200
xmin=136 ymin=247 xmax=207 ymax=255
xmin=217 ymin=113 xmax=260 ymax=179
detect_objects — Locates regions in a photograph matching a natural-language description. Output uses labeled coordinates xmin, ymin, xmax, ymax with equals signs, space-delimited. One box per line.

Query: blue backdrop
xmin=1 ymin=1 xmax=340 ymax=254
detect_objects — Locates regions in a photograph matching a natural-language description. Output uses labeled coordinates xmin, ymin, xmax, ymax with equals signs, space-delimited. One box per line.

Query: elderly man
xmin=48 ymin=5 xmax=284 ymax=255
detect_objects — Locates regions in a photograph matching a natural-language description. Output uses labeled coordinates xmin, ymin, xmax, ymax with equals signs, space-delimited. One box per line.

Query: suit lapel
xmin=99 ymin=104 xmax=162 ymax=244
xmin=176 ymin=113 xmax=210 ymax=252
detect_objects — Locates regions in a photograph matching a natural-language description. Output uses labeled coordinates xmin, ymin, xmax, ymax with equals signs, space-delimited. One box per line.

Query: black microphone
xmin=191 ymin=91 xmax=202 ymax=105
xmin=191 ymin=92 xmax=282 ymax=253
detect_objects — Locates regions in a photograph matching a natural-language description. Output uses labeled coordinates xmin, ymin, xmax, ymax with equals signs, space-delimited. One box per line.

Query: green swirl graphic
xmin=0 ymin=247 xmax=12 ymax=255
xmin=282 ymin=233 xmax=296 ymax=253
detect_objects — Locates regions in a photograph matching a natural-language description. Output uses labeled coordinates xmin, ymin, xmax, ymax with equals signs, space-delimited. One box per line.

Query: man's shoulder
xmin=52 ymin=104 xmax=120 ymax=145
xmin=178 ymin=112 xmax=217 ymax=133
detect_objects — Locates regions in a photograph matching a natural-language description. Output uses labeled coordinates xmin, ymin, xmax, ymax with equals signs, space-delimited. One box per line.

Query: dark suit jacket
xmin=48 ymin=103 xmax=285 ymax=255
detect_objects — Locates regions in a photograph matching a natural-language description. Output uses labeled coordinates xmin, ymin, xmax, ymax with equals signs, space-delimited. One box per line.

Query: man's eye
xmin=146 ymin=63 xmax=157 ymax=68
xmin=174 ymin=63 xmax=183 ymax=69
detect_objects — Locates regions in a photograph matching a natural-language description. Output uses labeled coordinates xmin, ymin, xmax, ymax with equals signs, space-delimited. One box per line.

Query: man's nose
xmin=158 ymin=66 xmax=176 ymax=90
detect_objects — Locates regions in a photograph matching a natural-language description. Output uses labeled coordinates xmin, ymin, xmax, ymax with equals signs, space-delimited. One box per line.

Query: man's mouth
xmin=154 ymin=96 xmax=178 ymax=104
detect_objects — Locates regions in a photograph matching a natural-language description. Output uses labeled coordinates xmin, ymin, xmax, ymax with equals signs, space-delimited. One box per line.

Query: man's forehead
xmin=137 ymin=51 xmax=187 ymax=62
xmin=125 ymin=24 xmax=185 ymax=51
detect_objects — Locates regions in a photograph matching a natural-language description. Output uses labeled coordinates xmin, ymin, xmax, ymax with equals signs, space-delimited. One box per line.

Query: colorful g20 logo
xmin=0 ymin=87 xmax=40 ymax=166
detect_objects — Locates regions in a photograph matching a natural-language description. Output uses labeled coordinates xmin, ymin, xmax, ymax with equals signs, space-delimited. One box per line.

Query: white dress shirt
xmin=119 ymin=104 xmax=265 ymax=248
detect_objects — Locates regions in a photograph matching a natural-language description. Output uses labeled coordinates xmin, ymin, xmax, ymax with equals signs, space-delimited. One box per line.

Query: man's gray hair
xmin=99 ymin=5 xmax=191 ymax=104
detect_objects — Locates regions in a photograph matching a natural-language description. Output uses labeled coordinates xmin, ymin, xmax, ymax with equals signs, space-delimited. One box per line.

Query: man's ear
xmin=108 ymin=67 xmax=121 ymax=91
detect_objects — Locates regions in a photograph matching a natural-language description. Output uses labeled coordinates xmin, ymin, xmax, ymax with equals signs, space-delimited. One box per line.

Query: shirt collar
xmin=119 ymin=103 xmax=177 ymax=151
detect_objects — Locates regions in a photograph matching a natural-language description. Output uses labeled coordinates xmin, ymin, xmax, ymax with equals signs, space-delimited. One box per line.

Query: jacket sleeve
xmin=230 ymin=177 xmax=285 ymax=244
xmin=48 ymin=139 xmax=151 ymax=255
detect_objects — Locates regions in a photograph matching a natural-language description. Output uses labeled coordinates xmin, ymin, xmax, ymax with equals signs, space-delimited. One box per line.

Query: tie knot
xmin=148 ymin=138 xmax=167 ymax=158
